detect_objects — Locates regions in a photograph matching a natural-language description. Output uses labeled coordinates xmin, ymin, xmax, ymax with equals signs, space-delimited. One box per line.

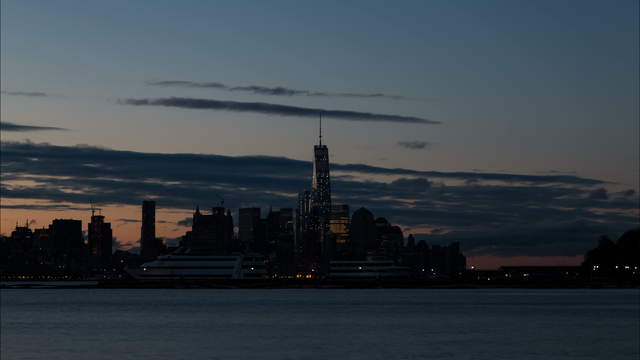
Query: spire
xmin=319 ymin=112 xmax=322 ymax=146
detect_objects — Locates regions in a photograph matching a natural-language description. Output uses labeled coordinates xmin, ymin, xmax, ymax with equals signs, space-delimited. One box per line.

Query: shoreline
xmin=2 ymin=279 xmax=638 ymax=289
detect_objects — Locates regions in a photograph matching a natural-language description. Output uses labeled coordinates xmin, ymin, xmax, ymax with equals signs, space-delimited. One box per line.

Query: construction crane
xmin=89 ymin=200 xmax=102 ymax=217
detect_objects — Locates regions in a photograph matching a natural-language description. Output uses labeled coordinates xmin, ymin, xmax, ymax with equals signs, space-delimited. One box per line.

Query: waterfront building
xmin=328 ymin=256 xmax=411 ymax=279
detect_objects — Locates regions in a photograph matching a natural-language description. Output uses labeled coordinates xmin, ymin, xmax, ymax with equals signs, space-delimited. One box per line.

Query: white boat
xmin=328 ymin=256 xmax=410 ymax=279
xmin=129 ymin=254 xmax=269 ymax=280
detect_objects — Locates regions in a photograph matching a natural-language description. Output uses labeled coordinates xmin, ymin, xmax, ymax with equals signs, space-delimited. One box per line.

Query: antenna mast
xmin=319 ymin=112 xmax=322 ymax=146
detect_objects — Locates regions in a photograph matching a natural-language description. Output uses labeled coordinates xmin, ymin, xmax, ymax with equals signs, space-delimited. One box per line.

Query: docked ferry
xmin=129 ymin=254 xmax=269 ymax=280
xmin=328 ymin=256 xmax=410 ymax=279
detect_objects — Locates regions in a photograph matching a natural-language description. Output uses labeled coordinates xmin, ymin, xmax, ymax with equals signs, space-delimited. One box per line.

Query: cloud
xmin=397 ymin=140 xmax=430 ymax=150
xmin=119 ymin=97 xmax=438 ymax=124
xmin=617 ymin=189 xmax=636 ymax=198
xmin=146 ymin=80 xmax=412 ymax=100
xmin=116 ymin=218 xmax=169 ymax=224
xmin=388 ymin=177 xmax=432 ymax=193
xmin=417 ymin=220 xmax=620 ymax=257
xmin=588 ymin=188 xmax=609 ymax=200
xmin=112 ymin=236 xmax=124 ymax=250
xmin=176 ymin=217 xmax=193 ymax=227
xmin=0 ymin=203 xmax=90 ymax=211
xmin=159 ymin=236 xmax=182 ymax=247
xmin=1 ymin=90 xmax=48 ymax=97
xmin=148 ymin=80 xmax=226 ymax=89
xmin=2 ymin=141 xmax=636 ymax=256
xmin=1 ymin=122 xmax=68 ymax=132
xmin=117 ymin=218 xmax=141 ymax=223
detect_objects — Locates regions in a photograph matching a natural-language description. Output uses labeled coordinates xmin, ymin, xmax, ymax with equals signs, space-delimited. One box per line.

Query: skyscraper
xmin=295 ymin=190 xmax=312 ymax=238
xmin=49 ymin=219 xmax=83 ymax=251
xmin=311 ymin=114 xmax=331 ymax=233
xmin=140 ymin=200 xmax=157 ymax=261
xmin=294 ymin=115 xmax=334 ymax=272
xmin=49 ymin=219 xmax=84 ymax=269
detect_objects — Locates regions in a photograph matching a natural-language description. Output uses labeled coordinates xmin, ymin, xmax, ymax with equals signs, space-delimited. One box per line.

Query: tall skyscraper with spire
xmin=311 ymin=114 xmax=331 ymax=233
xmin=295 ymin=114 xmax=333 ymax=271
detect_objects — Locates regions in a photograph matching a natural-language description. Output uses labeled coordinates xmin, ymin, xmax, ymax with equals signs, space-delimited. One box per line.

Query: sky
xmin=1 ymin=0 xmax=638 ymax=268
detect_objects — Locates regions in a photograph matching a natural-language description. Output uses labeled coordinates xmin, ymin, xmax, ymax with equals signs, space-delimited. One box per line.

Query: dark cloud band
xmin=1 ymin=122 xmax=68 ymax=132
xmin=146 ymin=80 xmax=411 ymax=100
xmin=397 ymin=140 xmax=430 ymax=150
xmin=119 ymin=97 xmax=439 ymax=124
xmin=1 ymin=90 xmax=48 ymax=97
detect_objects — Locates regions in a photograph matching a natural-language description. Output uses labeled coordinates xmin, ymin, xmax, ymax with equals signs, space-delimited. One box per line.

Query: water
xmin=1 ymin=289 xmax=638 ymax=360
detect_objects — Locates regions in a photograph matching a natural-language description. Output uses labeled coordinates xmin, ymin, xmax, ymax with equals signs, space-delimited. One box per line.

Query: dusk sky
xmin=1 ymin=0 xmax=638 ymax=268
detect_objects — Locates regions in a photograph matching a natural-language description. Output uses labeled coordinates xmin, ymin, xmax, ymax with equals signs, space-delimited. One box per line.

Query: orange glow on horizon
xmin=1 ymin=200 xmax=193 ymax=250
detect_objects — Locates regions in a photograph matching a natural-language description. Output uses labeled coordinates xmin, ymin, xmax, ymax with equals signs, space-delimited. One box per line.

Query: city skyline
xmin=1 ymin=0 xmax=639 ymax=269
xmin=1 ymin=124 xmax=636 ymax=269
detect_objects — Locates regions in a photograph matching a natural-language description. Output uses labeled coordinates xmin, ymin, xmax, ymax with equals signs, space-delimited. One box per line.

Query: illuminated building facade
xmin=329 ymin=204 xmax=350 ymax=245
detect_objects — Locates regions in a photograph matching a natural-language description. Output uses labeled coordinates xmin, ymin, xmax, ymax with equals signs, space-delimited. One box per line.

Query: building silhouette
xmin=49 ymin=219 xmax=84 ymax=271
xmin=350 ymin=207 xmax=377 ymax=259
xmin=279 ymin=208 xmax=294 ymax=234
xmin=239 ymin=207 xmax=261 ymax=250
xmin=374 ymin=217 xmax=404 ymax=258
xmin=10 ymin=221 xmax=33 ymax=254
xmin=188 ymin=206 xmax=234 ymax=254
xmin=140 ymin=200 xmax=160 ymax=261
xmin=50 ymin=219 xmax=83 ymax=251
xmin=88 ymin=214 xmax=113 ymax=267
